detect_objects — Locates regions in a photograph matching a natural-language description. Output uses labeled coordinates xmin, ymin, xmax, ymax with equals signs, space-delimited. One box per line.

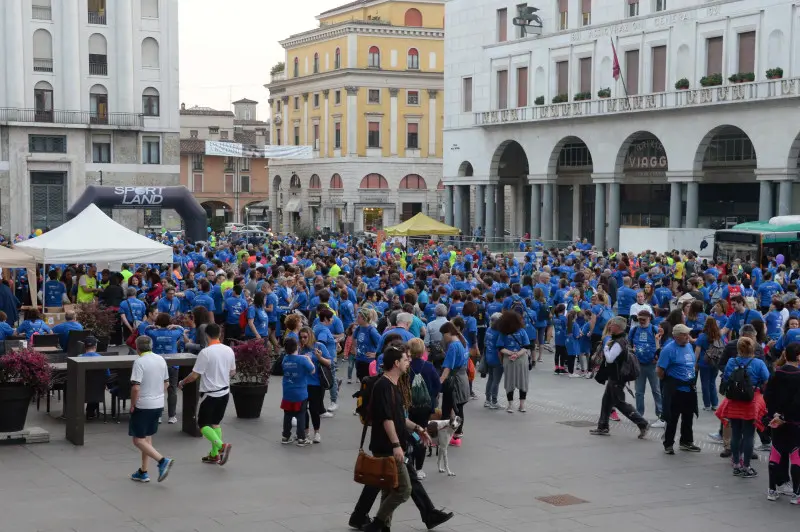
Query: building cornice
xmin=266 ymin=68 xmax=443 ymax=93
xmin=280 ymin=22 xmax=444 ymax=49
xmin=315 ymin=0 xmax=445 ymax=21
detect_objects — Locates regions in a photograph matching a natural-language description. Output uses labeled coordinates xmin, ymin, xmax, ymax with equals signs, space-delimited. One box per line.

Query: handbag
xmin=353 ymin=378 xmax=399 ymax=490
xmin=270 ymin=352 xmax=285 ymax=377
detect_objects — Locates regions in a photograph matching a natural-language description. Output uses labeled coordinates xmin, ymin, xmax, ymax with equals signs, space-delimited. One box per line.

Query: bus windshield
xmin=714 ymin=240 xmax=758 ymax=264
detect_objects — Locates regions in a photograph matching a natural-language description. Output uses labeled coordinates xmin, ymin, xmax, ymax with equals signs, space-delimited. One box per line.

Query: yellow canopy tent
xmin=384 ymin=213 xmax=460 ymax=236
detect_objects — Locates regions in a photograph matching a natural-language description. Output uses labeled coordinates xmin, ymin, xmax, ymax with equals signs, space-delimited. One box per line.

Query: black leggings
xmin=556 ymin=345 xmax=571 ymax=370
xmin=355 ymin=360 xmax=372 ymax=382
xmin=305 ymin=385 xmax=324 ymax=431
xmin=507 ymin=391 xmax=527 ymax=401
xmin=769 ymin=423 xmax=800 ymax=491
xmin=441 ymin=390 xmax=465 ymax=436
xmin=408 ymin=406 xmax=431 ymax=470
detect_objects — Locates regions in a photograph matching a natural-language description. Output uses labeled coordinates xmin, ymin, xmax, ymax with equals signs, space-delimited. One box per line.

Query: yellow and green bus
xmin=714 ymin=216 xmax=800 ymax=267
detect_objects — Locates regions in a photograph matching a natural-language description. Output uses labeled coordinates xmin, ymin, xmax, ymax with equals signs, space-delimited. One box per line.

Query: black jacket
xmin=764 ymin=365 xmax=800 ymax=423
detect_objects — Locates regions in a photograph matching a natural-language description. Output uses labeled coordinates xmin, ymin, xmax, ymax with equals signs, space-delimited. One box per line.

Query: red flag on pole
xmin=611 ymin=38 xmax=620 ymax=81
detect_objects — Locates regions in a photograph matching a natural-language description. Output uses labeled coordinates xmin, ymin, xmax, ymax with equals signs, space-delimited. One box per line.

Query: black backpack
xmin=723 ymin=359 xmax=754 ymax=401
xmin=619 ymin=344 xmax=641 ymax=382
xmin=353 ymin=374 xmax=381 ymax=426
xmin=510 ymin=296 xmax=526 ymax=317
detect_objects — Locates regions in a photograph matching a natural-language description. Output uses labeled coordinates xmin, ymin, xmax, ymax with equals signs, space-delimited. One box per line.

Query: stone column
xmin=345 ymin=86 xmax=359 ymax=156
xmin=281 ymin=97 xmax=289 ymax=146
xmin=529 ymin=184 xmax=541 ymax=239
xmin=461 ymin=187 xmax=471 ymax=235
xmin=322 ymin=90 xmax=329 ymax=155
xmin=594 ymin=183 xmax=606 ymax=249
xmin=779 ymin=181 xmax=793 ymax=216
xmin=389 ymin=88 xmax=399 ymax=156
xmin=515 ymin=183 xmax=526 ymax=235
xmin=427 ymin=90 xmax=438 ymax=157
xmin=759 ymin=181 xmax=774 ymax=220
xmin=541 ymin=184 xmax=554 ymax=241
xmin=607 ymin=182 xmax=621 ymax=250
xmin=685 ymin=182 xmax=699 ymax=228
xmin=486 ymin=184 xmax=496 ymax=240
xmin=454 ymin=185 xmax=464 ymax=235
xmin=495 ymin=185 xmax=505 ymax=239
xmin=445 ymin=185 xmax=454 ymax=227
xmin=475 ymin=185 xmax=486 ymax=235
xmin=669 ymin=182 xmax=682 ymax=228
xmin=116 ymin=0 xmax=135 ymax=113
xmin=572 ymin=184 xmax=581 ymax=240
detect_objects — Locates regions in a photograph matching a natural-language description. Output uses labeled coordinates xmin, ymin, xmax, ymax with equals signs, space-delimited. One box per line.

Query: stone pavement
xmin=1 ymin=354 xmax=797 ymax=532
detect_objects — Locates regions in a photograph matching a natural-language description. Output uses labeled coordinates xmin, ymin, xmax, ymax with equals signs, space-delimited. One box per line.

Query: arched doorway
xmin=695 ymin=125 xmax=758 ymax=228
xmin=490 ymin=142 xmax=530 ymax=239
xmin=201 ymin=200 xmax=232 ymax=232
xmin=549 ymin=137 xmax=593 ymax=242
xmin=286 ymin=174 xmax=302 ymax=232
xmin=359 ymin=173 xmax=389 ymax=231
xmin=615 ymin=131 xmax=670 ymax=228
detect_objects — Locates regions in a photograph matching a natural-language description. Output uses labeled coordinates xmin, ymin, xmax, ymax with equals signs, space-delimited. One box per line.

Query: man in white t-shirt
xmin=129 ymin=335 xmax=174 ymax=483
xmin=179 ymin=323 xmax=236 ymax=465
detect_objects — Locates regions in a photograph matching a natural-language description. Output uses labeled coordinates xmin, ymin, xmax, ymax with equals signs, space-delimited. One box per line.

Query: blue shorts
xmin=128 ymin=407 xmax=162 ymax=438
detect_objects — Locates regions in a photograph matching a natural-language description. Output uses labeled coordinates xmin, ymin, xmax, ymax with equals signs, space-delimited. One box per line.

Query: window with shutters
xmin=706 ymin=36 xmax=723 ymax=75
xmin=293 ymin=57 xmax=299 ymax=77
xmin=192 ymin=174 xmax=203 ymax=193
xmin=360 ymin=174 xmax=388 ymax=189
xmin=497 ymin=8 xmax=507 ymax=42
xmin=334 ymin=90 xmax=341 ymax=105
xmin=517 ymin=67 xmax=528 ymax=107
xmin=313 ymin=124 xmax=320 ymax=150
xmin=737 ymin=31 xmax=755 ymax=73
xmin=556 ymin=61 xmax=569 ymax=96
xmin=31 ymin=173 xmax=66 ymax=229
xmin=240 ymin=175 xmax=250 ymax=193
xmin=334 ymin=48 xmax=341 ymax=69
xmin=92 ymin=134 xmax=111 ymax=163
xmin=368 ymin=122 xmax=380 ymax=148
xmin=497 ymin=70 xmax=508 ymax=109
xmin=579 ymin=57 xmax=592 ymax=93
xmin=558 ymin=0 xmax=568 ymax=30
xmin=334 ymin=122 xmax=341 ymax=148
xmin=313 ymin=93 xmax=320 ymax=108
xmin=407 ymin=48 xmax=419 ymax=70
xmin=33 ymin=29 xmax=53 ymax=72
xmin=141 ymin=38 xmax=159 ymax=69
xmin=368 ymin=46 xmax=381 ymax=68
xmin=142 ymin=87 xmax=160 ymax=116
xmin=627 ymin=0 xmax=639 ymax=17
xmin=294 ymin=96 xmax=299 ymax=110
xmin=400 ymin=175 xmax=427 ymax=189
xmin=463 ymin=77 xmax=473 ymax=112
xmin=407 ymin=123 xmax=419 ymax=149
xmin=655 ymin=0 xmax=666 ymax=11
xmin=313 ymin=53 xmax=319 ymax=73
xmin=582 ymin=0 xmax=591 ymax=25
xmin=625 ymin=49 xmax=640 ymax=95
xmin=241 ymin=157 xmax=250 ymax=171
xmin=651 ymin=46 xmax=666 ymax=92
xmin=294 ymin=126 xmax=299 ymax=146
xmin=30 ymin=135 xmax=66 ymax=153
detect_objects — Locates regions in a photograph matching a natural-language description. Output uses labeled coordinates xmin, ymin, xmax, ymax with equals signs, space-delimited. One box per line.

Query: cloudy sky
xmin=178 ymin=0 xmax=346 ymax=121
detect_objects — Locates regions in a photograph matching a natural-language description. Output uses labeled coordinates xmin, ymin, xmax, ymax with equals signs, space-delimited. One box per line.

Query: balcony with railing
xmin=474 ymin=77 xmax=800 ymax=126
xmin=271 ymin=70 xmax=287 ymax=83
xmin=88 ymin=11 xmax=106 ymax=24
xmin=32 ymin=5 xmax=52 ymax=20
xmin=89 ymin=61 xmax=108 ymax=76
xmin=33 ymin=58 xmax=53 ymax=72
xmin=0 ymin=108 xmax=144 ymax=127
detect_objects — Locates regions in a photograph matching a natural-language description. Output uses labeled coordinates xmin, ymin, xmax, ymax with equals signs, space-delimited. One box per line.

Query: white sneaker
xmin=416 ymin=469 xmax=426 ymax=480
xmin=158 ymin=417 xmax=162 ymax=424
xmin=347 ymin=379 xmax=353 ymax=384
xmin=767 ymin=489 xmax=780 ymax=501
xmin=568 ymin=373 xmax=582 ymax=378
xmin=321 ymin=412 xmax=334 ymax=418
xmin=313 ymin=432 xmax=322 ymax=444
xmin=778 ymin=482 xmax=795 ymax=496
xmin=585 ymin=373 xmax=593 ymax=379
xmin=507 ymin=403 xmax=514 ymax=413
xmin=328 ymin=403 xmax=339 ymax=412
xmin=651 ymin=419 xmax=666 ymax=428
xmin=483 ymin=401 xmax=492 ymax=408
xmin=352 ymin=409 xmax=358 ymax=416
xmin=168 ymin=416 xmax=178 ymax=424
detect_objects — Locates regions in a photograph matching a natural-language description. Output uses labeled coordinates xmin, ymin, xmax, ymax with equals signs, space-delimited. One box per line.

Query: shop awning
xmin=285 ymin=198 xmax=302 ymax=212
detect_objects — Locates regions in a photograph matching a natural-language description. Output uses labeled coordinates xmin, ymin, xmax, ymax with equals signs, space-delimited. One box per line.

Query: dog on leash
xmin=425 ymin=415 xmax=462 ymax=477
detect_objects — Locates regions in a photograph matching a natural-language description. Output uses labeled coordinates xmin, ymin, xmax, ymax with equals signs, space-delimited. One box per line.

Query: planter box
xmin=0 ymin=384 xmax=34 ymax=432
xmin=231 ymin=383 xmax=268 ymax=419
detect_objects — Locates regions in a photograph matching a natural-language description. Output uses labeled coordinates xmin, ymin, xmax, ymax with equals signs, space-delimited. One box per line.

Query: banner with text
xmin=205 ymin=141 xmax=312 ymax=159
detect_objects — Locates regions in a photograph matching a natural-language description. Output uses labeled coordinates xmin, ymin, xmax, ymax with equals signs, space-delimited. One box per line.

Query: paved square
xmin=1 ymin=358 xmax=794 ymax=532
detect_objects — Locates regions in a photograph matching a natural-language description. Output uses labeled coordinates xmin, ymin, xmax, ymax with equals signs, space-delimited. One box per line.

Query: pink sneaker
xmin=610 ymin=411 xmax=620 ymax=422
xmin=449 ymin=437 xmax=462 ymax=447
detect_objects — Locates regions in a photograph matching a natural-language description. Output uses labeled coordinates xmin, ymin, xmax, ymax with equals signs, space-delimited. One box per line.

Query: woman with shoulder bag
xmin=495 ymin=311 xmax=531 ymax=414
xmin=439 ymin=321 xmax=470 ymax=446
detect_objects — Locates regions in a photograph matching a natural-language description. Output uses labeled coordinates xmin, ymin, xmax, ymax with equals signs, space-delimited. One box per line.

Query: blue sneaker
xmin=157 ymin=458 xmax=174 ymax=483
xmin=130 ymin=469 xmax=150 ymax=482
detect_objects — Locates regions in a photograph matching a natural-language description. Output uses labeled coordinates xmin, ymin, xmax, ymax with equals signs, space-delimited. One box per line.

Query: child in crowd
xmin=343 ymin=323 xmax=356 ymax=384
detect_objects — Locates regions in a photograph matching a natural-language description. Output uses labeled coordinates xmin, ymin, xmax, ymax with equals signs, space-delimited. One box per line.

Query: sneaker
xmin=295 ymin=438 xmax=311 ymax=447
xmin=719 ymin=449 xmax=732 ymax=458
xmin=664 ymin=446 xmax=675 ymax=455
xmin=553 ymin=369 xmax=561 ymax=375
xmin=201 ymin=454 xmax=220 ymax=465
xmin=589 ymin=428 xmax=610 ymax=436
xmin=157 ymin=458 xmax=174 ymax=483
xmin=610 ymin=411 xmax=620 ymax=422
xmin=470 ymin=391 xmax=478 ymax=400
xmin=352 ymin=409 xmax=358 ymax=416
xmin=506 ymin=403 xmax=514 ymax=413
xmin=679 ymin=443 xmax=701 ymax=453
xmin=756 ymin=443 xmax=772 ymax=452
xmin=585 ymin=373 xmax=593 ymax=379
xmin=328 ymin=403 xmax=339 ymax=412
xmin=518 ymin=403 xmax=527 ymax=413
xmin=483 ymin=401 xmax=492 ymax=408
xmin=313 ymin=432 xmax=322 ymax=444
xmin=281 ymin=436 xmax=294 ymax=445
xmin=321 ymin=412 xmax=335 ymax=418
xmin=424 ymin=509 xmax=454 ymax=530
xmin=347 ymin=379 xmax=353 ymax=384
xmin=733 ymin=466 xmax=743 ymax=476
xmin=711 ymin=405 xmax=718 ymax=411
xmin=767 ymin=489 xmax=780 ymax=501
xmin=569 ymin=373 xmax=583 ymax=378
xmin=702 ymin=406 xmax=712 ymax=411
xmin=651 ymin=419 xmax=666 ymax=428
xmin=708 ymin=432 xmax=723 ymax=442
xmin=167 ymin=416 xmax=178 ymax=424
xmin=449 ymin=437 xmax=462 ymax=447
xmin=778 ymin=482 xmax=795 ymax=496
xmin=791 ymin=494 xmax=800 ymax=505
xmin=416 ymin=469 xmax=426 ymax=480
xmin=158 ymin=417 xmax=162 ymax=424
xmin=130 ymin=469 xmax=150 ymax=482
xmin=218 ymin=443 xmax=232 ymax=466
xmin=489 ymin=402 xmax=500 ymax=410
xmin=741 ymin=467 xmax=758 ymax=479
xmin=348 ymin=514 xmax=372 ymax=530
xmin=638 ymin=424 xmax=649 ymax=439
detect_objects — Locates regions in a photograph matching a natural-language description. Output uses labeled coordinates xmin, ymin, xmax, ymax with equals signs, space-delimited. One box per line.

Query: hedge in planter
xmin=551 ymin=94 xmax=568 ymax=104
xmin=675 ymin=78 xmax=690 ymax=90
xmin=766 ymin=67 xmax=783 ymax=80
xmin=700 ymin=73 xmax=722 ymax=87
xmin=597 ymin=88 xmax=611 ymax=98
xmin=230 ymin=339 xmax=273 ymax=419
xmin=0 ymin=348 xmax=51 ymax=432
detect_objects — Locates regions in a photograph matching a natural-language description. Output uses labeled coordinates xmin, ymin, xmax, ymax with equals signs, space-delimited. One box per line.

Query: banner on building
xmin=205 ymin=141 xmax=312 ymax=159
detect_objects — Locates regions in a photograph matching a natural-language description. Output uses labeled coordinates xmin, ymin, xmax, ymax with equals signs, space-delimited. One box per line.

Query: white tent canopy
xmin=17 ymin=204 xmax=173 ymax=264
xmin=0 ymin=246 xmax=39 ymax=305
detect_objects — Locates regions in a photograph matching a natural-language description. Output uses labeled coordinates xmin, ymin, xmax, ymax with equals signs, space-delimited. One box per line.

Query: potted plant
xmin=700 ymin=73 xmax=722 ymax=87
xmin=552 ymin=94 xmax=568 ymax=104
xmin=230 ymin=339 xmax=273 ymax=419
xmin=0 ymin=348 xmax=51 ymax=432
xmin=728 ymin=73 xmax=741 ymax=83
xmin=573 ymin=91 xmax=591 ymax=101
xmin=675 ymin=78 xmax=690 ymax=90
xmin=597 ymin=88 xmax=611 ymax=98
xmin=75 ymin=302 xmax=116 ymax=347
xmin=534 ymin=95 xmax=544 ymax=105
xmin=766 ymin=67 xmax=783 ymax=80
xmin=728 ymin=72 xmax=755 ymax=83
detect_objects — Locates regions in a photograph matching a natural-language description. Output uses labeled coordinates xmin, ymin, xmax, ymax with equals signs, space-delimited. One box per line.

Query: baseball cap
xmin=83 ymin=336 xmax=98 ymax=348
xmin=672 ymin=324 xmax=691 ymax=335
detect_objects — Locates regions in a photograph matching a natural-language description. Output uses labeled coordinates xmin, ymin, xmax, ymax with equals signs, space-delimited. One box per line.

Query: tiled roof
xmin=232 ymin=98 xmax=258 ymax=104
xmin=234 ymin=130 xmax=256 ymax=145
xmin=319 ymin=0 xmax=367 ymax=16
xmin=234 ymin=119 xmax=269 ymax=126
xmin=180 ymin=105 xmax=234 ymax=117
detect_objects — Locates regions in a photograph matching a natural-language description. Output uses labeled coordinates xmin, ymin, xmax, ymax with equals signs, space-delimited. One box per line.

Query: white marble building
xmin=443 ymin=0 xmax=800 ymax=247
xmin=0 ymin=0 xmax=181 ymax=236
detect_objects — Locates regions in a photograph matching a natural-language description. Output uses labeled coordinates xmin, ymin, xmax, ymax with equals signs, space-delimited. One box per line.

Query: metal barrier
xmin=406 ymin=236 xmax=575 ymax=252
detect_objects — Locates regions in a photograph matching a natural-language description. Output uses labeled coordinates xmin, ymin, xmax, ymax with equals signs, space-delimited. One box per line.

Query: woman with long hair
xmin=245 ymin=292 xmax=269 ymax=341
xmin=298 ymin=326 xmax=332 ymax=444
xmin=439 ymin=321 xmax=469 ymax=444
xmin=685 ymin=300 xmax=707 ymax=339
xmin=694 ymin=316 xmax=723 ymax=411
xmin=495 ymin=310 xmax=531 ymax=413
xmin=532 ymin=287 xmax=549 ymax=363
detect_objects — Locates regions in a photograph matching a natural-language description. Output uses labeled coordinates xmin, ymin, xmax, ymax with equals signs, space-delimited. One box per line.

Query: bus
xmin=714 ymin=216 xmax=800 ymax=267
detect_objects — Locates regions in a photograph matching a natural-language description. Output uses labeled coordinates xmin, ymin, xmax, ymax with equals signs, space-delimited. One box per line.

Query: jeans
xmin=485 ymin=365 xmax=503 ymax=404
xmin=730 ymin=418 xmax=756 ymax=468
xmin=282 ymin=400 xmax=307 ymax=439
xmin=634 ymin=363 xmax=662 ymax=418
xmin=698 ymin=366 xmax=719 ymax=408
xmin=663 ymin=390 xmax=696 ymax=448
xmin=598 ymin=380 xmax=647 ymax=430
xmin=346 ymin=356 xmax=357 ymax=380
xmin=167 ymin=366 xmax=179 ymax=418
xmin=329 ymin=361 xmax=339 ymax=404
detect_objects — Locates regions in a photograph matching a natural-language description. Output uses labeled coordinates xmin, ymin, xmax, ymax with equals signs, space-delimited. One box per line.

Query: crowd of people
xmin=7 ymin=227 xmax=800 ymax=526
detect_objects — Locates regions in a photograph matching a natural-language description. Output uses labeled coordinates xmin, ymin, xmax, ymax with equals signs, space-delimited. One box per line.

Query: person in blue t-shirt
xmin=280 ymin=337 xmax=315 ymax=445
xmin=264 ymin=283 xmax=281 ymax=346
xmin=144 ymin=313 xmax=185 ymax=423
xmin=51 ymin=312 xmax=84 ymax=351
xmin=157 ymin=287 xmax=181 ymax=317
xmin=721 ymin=296 xmax=761 ymax=339
xmin=483 ymin=314 xmax=503 ymax=408
xmin=120 ymin=287 xmax=148 ymax=338
xmin=244 ymin=292 xmax=269 ymax=339
xmin=315 ymin=307 xmax=341 ymax=410
xmin=223 ymin=284 xmax=248 ymax=342
xmin=354 ymin=309 xmax=381 ymax=380
xmin=756 ymin=271 xmax=784 ymax=313
xmin=629 ymin=310 xmax=662 ymax=422
xmin=0 ymin=311 xmax=16 ymax=344
xmin=43 ymin=270 xmax=68 ymax=308
xmin=657 ymin=324 xmax=699 ymax=453
xmin=552 ymin=305 xmax=569 ymax=374
xmin=193 ymin=280 xmax=216 ymax=313
xmin=693 ymin=317 xmax=723 ymax=411
xmin=299 ymin=327 xmax=332 ymax=444
xmin=439 ymin=321 xmax=469 ymax=441
xmin=17 ymin=309 xmax=52 ymax=340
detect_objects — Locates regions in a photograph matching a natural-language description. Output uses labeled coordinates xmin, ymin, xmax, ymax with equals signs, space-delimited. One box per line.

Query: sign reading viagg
xmin=114 ymin=186 xmax=165 ymax=205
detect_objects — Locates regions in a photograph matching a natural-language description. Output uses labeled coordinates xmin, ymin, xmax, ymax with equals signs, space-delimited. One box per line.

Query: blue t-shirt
xmin=120 ymin=297 xmax=147 ymax=323
xmin=355 ymin=325 xmax=381 ymax=363
xmin=376 ymin=327 xmax=415 ymax=353
xmin=757 ymin=281 xmax=783 ymax=307
xmin=282 ymin=353 xmax=315 ymax=401
xmin=617 ymin=287 xmax=637 ymax=315
xmin=313 ymin=323 xmax=337 ymax=363
xmin=17 ymin=319 xmax=52 ymax=340
xmin=502 ymin=329 xmax=531 ymax=352
xmin=245 ymin=306 xmax=269 ymax=337
xmin=725 ymin=309 xmax=760 ymax=333
xmin=157 ymin=296 xmax=180 ymax=317
xmin=52 ymin=321 xmax=83 ymax=351
xmin=193 ymin=293 xmax=216 ymax=313
xmin=628 ymin=323 xmax=658 ymax=364
xmin=553 ymin=315 xmax=567 ymax=347
xmin=765 ymin=310 xmax=783 ymax=340
xmin=302 ymin=342 xmax=332 ymax=386
xmin=484 ymin=328 xmax=501 ymax=367
xmin=464 ymin=316 xmax=478 ymax=348
xmin=145 ymin=326 xmax=184 ymax=355
xmin=0 ymin=321 xmax=15 ymax=343
xmin=657 ymin=341 xmax=696 ymax=391
xmin=566 ymin=321 xmax=581 ymax=356
xmin=44 ymin=280 xmax=66 ymax=307
xmin=339 ymin=300 xmax=355 ymax=330
xmin=266 ymin=293 xmax=280 ymax=323
xmin=723 ymin=356 xmax=771 ymax=388
xmin=442 ymin=340 xmax=469 ymax=370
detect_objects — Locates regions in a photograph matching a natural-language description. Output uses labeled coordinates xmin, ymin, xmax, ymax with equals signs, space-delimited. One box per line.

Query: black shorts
xmin=129 ymin=407 xmax=162 ymax=438
xmin=197 ymin=393 xmax=229 ymax=427
xmin=225 ymin=323 xmax=242 ymax=342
